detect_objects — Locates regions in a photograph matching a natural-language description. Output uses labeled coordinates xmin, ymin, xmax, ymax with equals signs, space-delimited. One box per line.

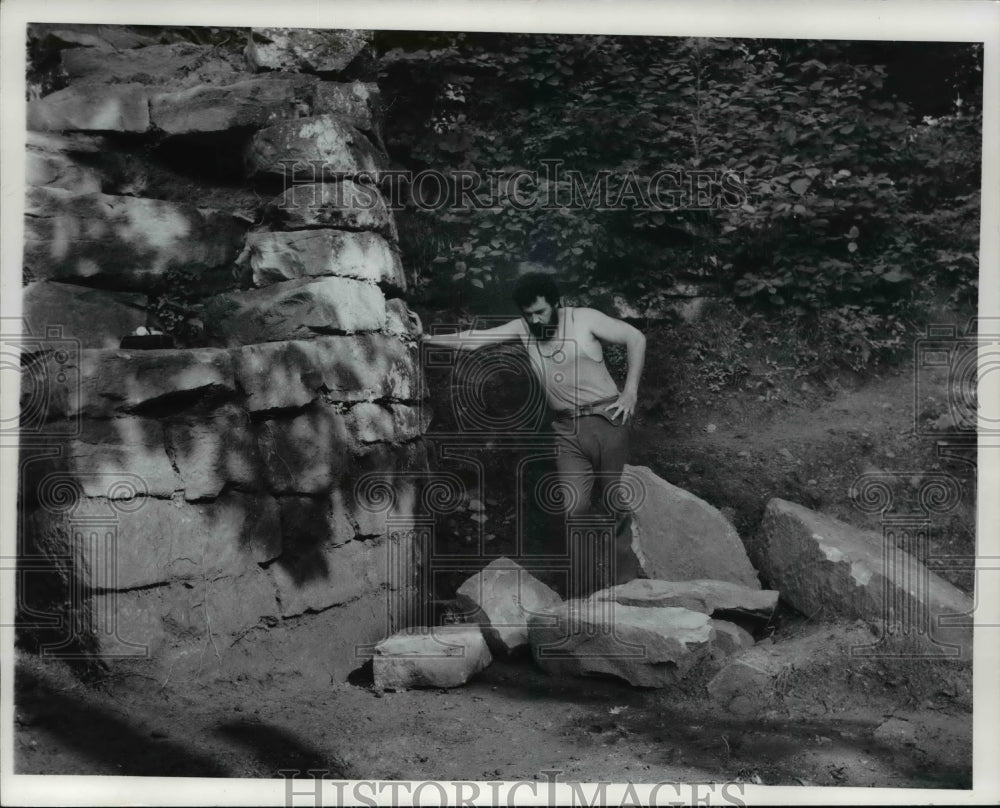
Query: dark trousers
xmin=550 ymin=414 xmax=641 ymax=595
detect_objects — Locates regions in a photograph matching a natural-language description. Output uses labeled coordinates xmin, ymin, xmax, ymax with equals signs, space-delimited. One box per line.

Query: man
xmin=422 ymin=272 xmax=646 ymax=592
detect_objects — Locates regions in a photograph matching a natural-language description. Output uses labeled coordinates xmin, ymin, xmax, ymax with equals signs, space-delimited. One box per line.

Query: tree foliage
xmin=377 ymin=33 xmax=981 ymax=344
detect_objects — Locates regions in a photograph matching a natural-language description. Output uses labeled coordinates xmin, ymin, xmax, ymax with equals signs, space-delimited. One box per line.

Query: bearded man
xmin=422 ymin=272 xmax=647 ymax=592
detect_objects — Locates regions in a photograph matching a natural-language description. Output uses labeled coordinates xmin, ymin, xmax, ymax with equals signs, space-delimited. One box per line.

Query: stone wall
xmin=18 ymin=25 xmax=426 ymax=681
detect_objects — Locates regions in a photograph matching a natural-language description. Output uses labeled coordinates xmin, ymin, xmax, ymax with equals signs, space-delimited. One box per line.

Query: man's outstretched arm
xmin=421 ymin=318 xmax=524 ymax=351
xmin=583 ymin=308 xmax=646 ymax=423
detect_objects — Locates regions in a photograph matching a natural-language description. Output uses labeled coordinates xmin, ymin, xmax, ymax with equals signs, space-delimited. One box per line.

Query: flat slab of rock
xmin=203 ymin=277 xmax=386 ymax=347
xmin=232 ymin=334 xmax=418 ymax=412
xmin=374 ymin=625 xmax=492 ymax=689
xmin=455 ymin=558 xmax=562 ymax=655
xmin=22 ymin=281 xmax=147 ymax=350
xmin=240 ymin=229 xmax=404 ymax=289
xmin=625 ymin=465 xmax=761 ymax=588
xmin=150 ymin=76 xmax=318 ymax=134
xmin=592 ymin=579 xmax=778 ymax=621
xmin=27 ymin=83 xmax=151 ymax=132
xmin=756 ymin=498 xmax=973 ymax=659
xmin=265 ymin=181 xmax=396 ymax=239
xmin=24 ymin=188 xmax=246 ymax=290
xmin=528 ymin=600 xmax=714 ymax=687
xmin=25 ymin=490 xmax=281 ymax=590
xmin=26 ymin=133 xmax=103 ymax=193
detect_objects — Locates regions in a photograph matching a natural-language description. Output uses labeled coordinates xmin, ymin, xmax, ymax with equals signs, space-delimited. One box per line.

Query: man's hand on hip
xmin=604 ymin=389 xmax=637 ymax=424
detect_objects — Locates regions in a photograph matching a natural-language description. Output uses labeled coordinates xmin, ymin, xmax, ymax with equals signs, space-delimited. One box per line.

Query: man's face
xmin=521 ymin=296 xmax=558 ymax=340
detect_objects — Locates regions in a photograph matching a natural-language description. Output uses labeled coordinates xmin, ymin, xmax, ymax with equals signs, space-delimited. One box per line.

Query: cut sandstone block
xmin=455 ymin=558 xmax=563 ymax=655
xmin=625 ymin=464 xmax=761 ymax=588
xmin=756 ymin=499 xmax=973 ymax=659
xmin=203 ymin=277 xmax=386 ymax=347
xmin=374 ymin=625 xmax=493 ymax=689
xmin=528 ymin=600 xmax=714 ymax=688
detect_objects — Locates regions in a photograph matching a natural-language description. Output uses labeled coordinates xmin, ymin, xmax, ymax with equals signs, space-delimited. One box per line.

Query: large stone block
xmin=591 ymin=579 xmax=778 ymax=621
xmin=312 ymin=81 xmax=381 ymax=132
xmin=25 ymin=133 xmax=103 ymax=194
xmin=203 ymin=277 xmax=386 ymax=347
xmin=87 ymin=567 xmax=278 ymax=658
xmin=528 ymin=599 xmax=714 ymax=688
xmin=240 ymin=229 xmax=404 ymax=289
xmin=373 ymin=625 xmax=493 ymax=689
xmin=455 ymin=557 xmax=563 ymax=656
xmin=29 ymin=24 xmax=156 ymax=52
xmin=61 ymin=42 xmax=242 ymax=89
xmin=164 ymin=404 xmax=264 ymax=500
xmin=245 ymin=115 xmax=385 ymax=181
xmin=158 ymin=567 xmax=279 ymax=638
xmin=56 ymin=347 xmax=234 ymax=420
xmin=22 ymin=281 xmax=147 ymax=350
xmin=266 ymin=181 xmax=396 ymax=239
xmin=625 ymin=464 xmax=761 ymax=589
xmin=24 ymin=188 xmax=247 ymax=290
xmin=214 ymin=591 xmax=396 ymax=685
xmin=268 ymin=531 xmax=389 ymax=618
xmin=24 ymin=416 xmax=182 ymax=499
xmin=755 ymin=498 xmax=973 ymax=658
xmin=255 ymin=403 xmax=422 ymax=494
xmin=150 ymin=76 xmax=318 ymax=134
xmin=27 ymin=83 xmax=151 ymax=133
xmin=385 ymin=299 xmax=421 ymax=337
xmin=245 ymin=28 xmax=371 ymax=74
xmin=25 ymin=490 xmax=282 ymax=590
xmin=347 ymin=402 xmax=425 ymax=444
xmin=255 ymin=405 xmax=355 ymax=494
xmin=232 ymin=334 xmax=419 ymax=412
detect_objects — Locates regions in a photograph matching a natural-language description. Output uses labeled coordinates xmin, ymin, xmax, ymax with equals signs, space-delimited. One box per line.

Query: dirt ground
xmin=12 ymin=323 xmax=977 ymax=791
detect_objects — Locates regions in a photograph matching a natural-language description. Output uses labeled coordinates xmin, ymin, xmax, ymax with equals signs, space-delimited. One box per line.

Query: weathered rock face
xmin=150 ymin=76 xmax=318 ymax=134
xmin=26 ymin=133 xmax=104 ymax=194
xmin=373 ymin=625 xmax=493 ymax=689
xmin=24 ymin=188 xmax=248 ymax=290
xmin=755 ymin=499 xmax=973 ymax=658
xmin=26 ymin=491 xmax=281 ymax=591
xmin=203 ymin=277 xmax=387 ymax=346
xmin=455 ymin=558 xmax=563 ymax=655
xmin=591 ymin=579 xmax=778 ymax=621
xmin=245 ymin=115 xmax=386 ymax=180
xmin=22 ymin=282 xmax=148 ymax=349
xmin=18 ymin=25 xmax=426 ymax=679
xmin=233 ymin=334 xmax=418 ymax=411
xmin=27 ymin=83 xmax=152 ymax=132
xmin=625 ymin=465 xmax=761 ymax=589
xmin=245 ymin=28 xmax=372 ymax=74
xmin=266 ymin=181 xmax=396 ymax=238
xmin=240 ymin=229 xmax=404 ymax=288
xmin=528 ymin=600 xmax=715 ymax=687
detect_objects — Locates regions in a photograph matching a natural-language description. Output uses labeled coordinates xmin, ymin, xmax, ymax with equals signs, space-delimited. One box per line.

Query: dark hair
xmin=513 ymin=272 xmax=560 ymax=309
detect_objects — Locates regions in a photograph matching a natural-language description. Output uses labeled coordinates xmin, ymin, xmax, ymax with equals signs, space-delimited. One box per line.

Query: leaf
xmin=790 ymin=178 xmax=811 ymax=195
xmin=470 ymin=278 xmax=484 ymax=288
xmin=847 ymin=242 xmax=858 ymax=253
xmin=882 ymin=269 xmax=907 ymax=282
xmin=848 ymin=226 xmax=860 ymax=239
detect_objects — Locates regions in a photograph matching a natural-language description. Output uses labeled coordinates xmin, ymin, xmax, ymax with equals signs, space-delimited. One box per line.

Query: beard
xmin=527 ymin=308 xmax=559 ymax=341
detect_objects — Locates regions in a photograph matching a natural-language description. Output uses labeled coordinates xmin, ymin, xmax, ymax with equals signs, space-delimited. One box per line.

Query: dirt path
xmin=14 ymin=649 xmax=970 ymax=788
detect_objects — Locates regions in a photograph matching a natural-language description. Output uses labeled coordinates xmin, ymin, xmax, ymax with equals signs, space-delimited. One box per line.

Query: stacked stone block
xmin=19 ymin=25 xmax=425 ymax=680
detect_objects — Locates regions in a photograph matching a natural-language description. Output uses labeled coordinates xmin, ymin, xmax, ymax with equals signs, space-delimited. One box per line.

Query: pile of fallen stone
xmin=373 ymin=558 xmax=778 ymax=690
xmin=373 ymin=466 xmax=974 ymax=703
